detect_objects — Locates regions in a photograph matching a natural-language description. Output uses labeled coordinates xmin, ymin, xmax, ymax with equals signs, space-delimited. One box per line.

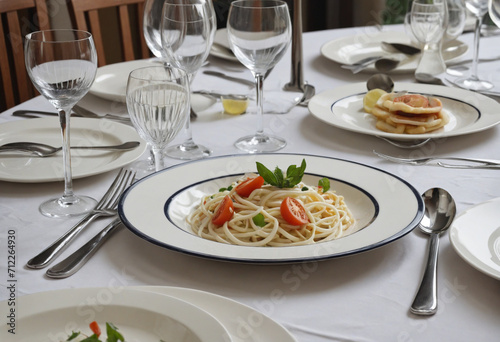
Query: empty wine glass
xmin=446 ymin=0 xmax=466 ymax=41
xmin=25 ymin=29 xmax=98 ymax=218
xmin=227 ymin=0 xmax=291 ymax=153
xmin=126 ymin=66 xmax=190 ymax=172
xmin=454 ymin=0 xmax=493 ymax=91
xmin=144 ymin=0 xmax=164 ymax=59
xmin=411 ymin=0 xmax=448 ymax=76
xmin=161 ymin=0 xmax=216 ymax=160
xmin=489 ymin=0 xmax=500 ymax=26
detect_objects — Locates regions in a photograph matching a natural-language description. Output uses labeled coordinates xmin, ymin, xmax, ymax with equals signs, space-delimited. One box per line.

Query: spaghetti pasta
xmin=187 ymin=175 xmax=356 ymax=247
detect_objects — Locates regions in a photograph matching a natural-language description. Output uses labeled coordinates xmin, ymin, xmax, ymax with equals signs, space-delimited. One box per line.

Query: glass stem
xmin=152 ymin=146 xmax=164 ymax=172
xmin=58 ymin=107 xmax=77 ymax=205
xmin=182 ymin=73 xmax=195 ymax=148
xmin=255 ymin=73 xmax=265 ymax=136
xmin=471 ymin=16 xmax=483 ymax=79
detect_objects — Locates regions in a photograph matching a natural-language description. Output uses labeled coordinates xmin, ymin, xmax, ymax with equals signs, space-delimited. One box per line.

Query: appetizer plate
xmin=118 ymin=153 xmax=424 ymax=263
xmin=0 ymin=117 xmax=146 ymax=183
xmin=140 ymin=286 xmax=297 ymax=342
xmin=89 ymin=59 xmax=217 ymax=110
xmin=449 ymin=197 xmax=500 ymax=280
xmin=321 ymin=30 xmax=467 ymax=73
xmin=0 ymin=287 xmax=230 ymax=341
xmin=308 ymin=82 xmax=500 ymax=141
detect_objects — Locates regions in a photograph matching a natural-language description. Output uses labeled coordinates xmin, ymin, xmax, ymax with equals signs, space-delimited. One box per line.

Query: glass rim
xmin=25 ymin=29 xmax=93 ymax=42
xmin=230 ymin=0 xmax=288 ymax=9
xmin=128 ymin=65 xmax=188 ymax=81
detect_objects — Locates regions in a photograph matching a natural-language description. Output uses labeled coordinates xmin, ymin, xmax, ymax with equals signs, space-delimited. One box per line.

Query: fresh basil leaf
xmin=67 ymin=332 xmax=81 ymax=341
xmin=252 ymin=213 xmax=266 ymax=227
xmin=274 ymin=167 xmax=284 ymax=187
xmin=79 ymin=335 xmax=100 ymax=342
xmin=301 ymin=186 xmax=308 ymax=191
xmin=318 ymin=178 xmax=330 ymax=192
xmin=106 ymin=322 xmax=124 ymax=342
xmin=256 ymin=162 xmax=278 ymax=186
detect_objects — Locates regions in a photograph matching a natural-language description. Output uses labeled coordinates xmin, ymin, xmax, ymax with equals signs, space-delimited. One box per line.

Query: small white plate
xmin=210 ymin=28 xmax=239 ymax=62
xmin=90 ymin=59 xmax=217 ymax=110
xmin=0 ymin=287 xmax=230 ymax=341
xmin=140 ymin=286 xmax=297 ymax=341
xmin=308 ymin=82 xmax=500 ymax=141
xmin=321 ymin=31 xmax=467 ymax=73
xmin=0 ymin=117 xmax=146 ymax=183
xmin=449 ymin=197 xmax=500 ymax=280
xmin=118 ymin=153 xmax=424 ymax=263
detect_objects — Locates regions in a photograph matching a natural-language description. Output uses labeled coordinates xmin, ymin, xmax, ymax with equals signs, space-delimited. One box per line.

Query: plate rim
xmin=308 ymin=82 xmax=500 ymax=141
xmin=449 ymin=197 xmax=500 ymax=280
xmin=118 ymin=153 xmax=424 ymax=264
xmin=0 ymin=117 xmax=146 ymax=183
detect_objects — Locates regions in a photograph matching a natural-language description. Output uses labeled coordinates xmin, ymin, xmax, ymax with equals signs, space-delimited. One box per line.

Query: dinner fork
xmin=373 ymin=151 xmax=500 ymax=169
xmin=26 ymin=168 xmax=136 ymax=269
xmin=46 ymin=217 xmax=123 ymax=278
xmin=72 ymin=105 xmax=131 ymax=122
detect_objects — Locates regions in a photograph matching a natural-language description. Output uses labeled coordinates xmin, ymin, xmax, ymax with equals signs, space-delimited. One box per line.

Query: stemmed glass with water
xmin=25 ymin=29 xmax=98 ymax=218
xmin=411 ymin=0 xmax=448 ymax=76
xmin=227 ymin=0 xmax=292 ymax=153
xmin=160 ymin=0 xmax=216 ymax=160
xmin=126 ymin=66 xmax=190 ymax=172
xmin=454 ymin=0 xmax=493 ymax=90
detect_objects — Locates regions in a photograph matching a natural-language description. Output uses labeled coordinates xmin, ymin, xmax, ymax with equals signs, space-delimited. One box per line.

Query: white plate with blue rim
xmin=118 ymin=153 xmax=424 ymax=263
xmin=308 ymin=82 xmax=500 ymax=141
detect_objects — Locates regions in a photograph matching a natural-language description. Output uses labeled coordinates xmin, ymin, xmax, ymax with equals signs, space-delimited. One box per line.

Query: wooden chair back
xmin=0 ymin=0 xmax=50 ymax=111
xmin=69 ymin=0 xmax=150 ymax=67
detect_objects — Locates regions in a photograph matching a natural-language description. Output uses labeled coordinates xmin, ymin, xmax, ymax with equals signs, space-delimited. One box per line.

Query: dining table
xmin=1 ymin=23 xmax=500 ymax=341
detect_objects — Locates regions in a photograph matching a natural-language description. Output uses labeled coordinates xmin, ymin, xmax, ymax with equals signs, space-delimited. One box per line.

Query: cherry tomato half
xmin=212 ymin=195 xmax=234 ymax=226
xmin=89 ymin=321 xmax=101 ymax=337
xmin=280 ymin=197 xmax=308 ymax=226
xmin=234 ymin=176 xmax=265 ymax=197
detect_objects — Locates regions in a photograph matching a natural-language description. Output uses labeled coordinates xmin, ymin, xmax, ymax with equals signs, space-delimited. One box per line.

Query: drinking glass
xmin=161 ymin=0 xmax=216 ymax=160
xmin=454 ymin=0 xmax=493 ymax=90
xmin=227 ymin=0 xmax=292 ymax=153
xmin=489 ymin=0 xmax=500 ymax=26
xmin=144 ymin=0 xmax=164 ymax=59
xmin=411 ymin=0 xmax=448 ymax=75
xmin=126 ymin=66 xmax=190 ymax=172
xmin=25 ymin=29 xmax=98 ymax=218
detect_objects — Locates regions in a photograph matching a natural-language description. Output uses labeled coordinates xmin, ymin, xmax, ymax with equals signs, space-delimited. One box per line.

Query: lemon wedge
xmin=222 ymin=98 xmax=248 ymax=115
xmin=363 ymin=88 xmax=386 ymax=113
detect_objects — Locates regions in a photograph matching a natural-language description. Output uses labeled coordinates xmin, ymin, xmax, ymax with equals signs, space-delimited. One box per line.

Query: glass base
xmin=235 ymin=134 xmax=286 ymax=153
xmin=453 ymin=76 xmax=494 ymax=92
xmin=39 ymin=195 xmax=97 ymax=218
xmin=165 ymin=142 xmax=211 ymax=160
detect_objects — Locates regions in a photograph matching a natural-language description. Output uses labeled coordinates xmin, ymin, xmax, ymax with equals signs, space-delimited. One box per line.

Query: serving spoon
xmin=410 ymin=188 xmax=456 ymax=315
xmin=0 ymin=141 xmax=140 ymax=157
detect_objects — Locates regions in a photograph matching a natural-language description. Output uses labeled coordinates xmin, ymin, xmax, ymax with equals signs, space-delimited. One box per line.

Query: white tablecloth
xmin=1 ymin=25 xmax=500 ymax=341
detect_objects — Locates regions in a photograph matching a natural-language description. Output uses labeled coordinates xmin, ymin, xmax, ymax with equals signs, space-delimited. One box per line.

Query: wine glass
xmin=25 ymin=29 xmax=98 ymax=218
xmin=144 ymin=0 xmax=164 ymax=59
xmin=161 ymin=0 xmax=216 ymax=160
xmin=454 ymin=0 xmax=493 ymax=91
xmin=489 ymin=0 xmax=500 ymax=26
xmin=227 ymin=0 xmax=292 ymax=153
xmin=126 ymin=66 xmax=190 ymax=172
xmin=405 ymin=0 xmax=465 ymax=42
xmin=411 ymin=0 xmax=448 ymax=76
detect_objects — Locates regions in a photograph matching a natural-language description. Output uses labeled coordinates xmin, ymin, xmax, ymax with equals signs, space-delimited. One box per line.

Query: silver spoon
xmin=0 ymin=141 xmax=140 ymax=157
xmin=410 ymin=188 xmax=456 ymax=316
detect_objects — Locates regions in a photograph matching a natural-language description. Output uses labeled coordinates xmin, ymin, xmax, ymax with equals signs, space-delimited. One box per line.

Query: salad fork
xmin=26 ymin=168 xmax=136 ymax=269
xmin=374 ymin=151 xmax=500 ymax=169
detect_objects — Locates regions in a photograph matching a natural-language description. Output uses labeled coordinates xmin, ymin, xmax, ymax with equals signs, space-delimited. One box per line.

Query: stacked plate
xmin=0 ymin=286 xmax=296 ymax=341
